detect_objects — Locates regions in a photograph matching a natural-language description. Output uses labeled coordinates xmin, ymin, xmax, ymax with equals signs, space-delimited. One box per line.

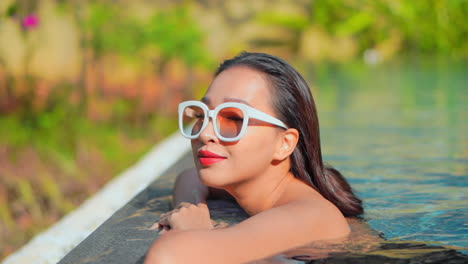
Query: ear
xmin=273 ymin=128 xmax=299 ymax=161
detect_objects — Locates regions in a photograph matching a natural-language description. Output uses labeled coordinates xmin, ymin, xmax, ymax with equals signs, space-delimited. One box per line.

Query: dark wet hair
xmin=215 ymin=52 xmax=363 ymax=217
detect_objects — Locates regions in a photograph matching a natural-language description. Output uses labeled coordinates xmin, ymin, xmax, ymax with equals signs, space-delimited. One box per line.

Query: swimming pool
xmin=309 ymin=59 xmax=467 ymax=253
xmin=56 ymin=58 xmax=466 ymax=264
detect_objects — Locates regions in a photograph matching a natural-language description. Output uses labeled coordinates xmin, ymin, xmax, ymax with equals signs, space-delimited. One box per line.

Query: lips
xmin=198 ymin=150 xmax=227 ymax=166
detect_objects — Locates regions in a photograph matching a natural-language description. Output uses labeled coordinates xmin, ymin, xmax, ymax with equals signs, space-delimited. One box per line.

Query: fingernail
xmin=149 ymin=222 xmax=160 ymax=230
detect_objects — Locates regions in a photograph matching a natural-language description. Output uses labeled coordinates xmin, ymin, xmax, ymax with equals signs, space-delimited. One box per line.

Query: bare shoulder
xmin=268 ymin=180 xmax=351 ymax=239
xmin=293 ymin=197 xmax=350 ymax=236
xmin=289 ymin=186 xmax=347 ymax=221
xmin=248 ymin=195 xmax=350 ymax=240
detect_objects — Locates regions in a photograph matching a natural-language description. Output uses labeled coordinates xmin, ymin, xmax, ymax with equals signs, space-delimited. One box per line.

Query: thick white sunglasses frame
xmin=178 ymin=100 xmax=289 ymax=142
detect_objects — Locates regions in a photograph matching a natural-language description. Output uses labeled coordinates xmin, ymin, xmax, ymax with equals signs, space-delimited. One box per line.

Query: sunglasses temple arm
xmin=248 ymin=108 xmax=288 ymax=129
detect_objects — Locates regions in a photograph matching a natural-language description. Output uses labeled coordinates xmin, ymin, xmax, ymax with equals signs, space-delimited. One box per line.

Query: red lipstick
xmin=198 ymin=150 xmax=226 ymax=166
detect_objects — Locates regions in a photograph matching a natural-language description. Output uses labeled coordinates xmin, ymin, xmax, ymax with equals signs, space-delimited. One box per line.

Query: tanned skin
xmin=145 ymin=67 xmax=350 ymax=264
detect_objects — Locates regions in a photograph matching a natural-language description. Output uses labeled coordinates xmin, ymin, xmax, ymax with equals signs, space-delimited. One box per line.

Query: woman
xmin=145 ymin=52 xmax=363 ymax=263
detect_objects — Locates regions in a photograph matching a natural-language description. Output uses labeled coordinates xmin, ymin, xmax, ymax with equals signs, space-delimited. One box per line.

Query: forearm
xmin=172 ymin=168 xmax=209 ymax=208
xmin=146 ymin=229 xmax=245 ymax=264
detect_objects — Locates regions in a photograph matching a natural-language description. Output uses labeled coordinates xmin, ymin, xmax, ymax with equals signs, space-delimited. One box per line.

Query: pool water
xmin=305 ymin=58 xmax=467 ymax=253
xmin=56 ymin=58 xmax=466 ymax=263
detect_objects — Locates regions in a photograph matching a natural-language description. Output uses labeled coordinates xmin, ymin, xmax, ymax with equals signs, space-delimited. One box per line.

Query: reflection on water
xmin=304 ymin=59 xmax=467 ymax=251
xmin=204 ymin=200 xmax=387 ymax=263
xmin=206 ymin=199 xmax=464 ymax=263
xmin=249 ymin=218 xmax=383 ymax=263
xmin=279 ymin=218 xmax=383 ymax=261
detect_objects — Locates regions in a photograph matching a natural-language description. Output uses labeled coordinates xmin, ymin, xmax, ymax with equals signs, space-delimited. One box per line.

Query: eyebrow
xmin=201 ymin=97 xmax=252 ymax=106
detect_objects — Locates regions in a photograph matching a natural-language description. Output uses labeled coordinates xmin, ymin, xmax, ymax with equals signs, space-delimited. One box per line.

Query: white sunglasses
xmin=178 ymin=100 xmax=288 ymax=142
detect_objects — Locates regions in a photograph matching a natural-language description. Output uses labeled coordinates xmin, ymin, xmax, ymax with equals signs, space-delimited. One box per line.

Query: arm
xmin=146 ymin=200 xmax=349 ymax=264
xmin=172 ymin=168 xmax=234 ymax=208
xmin=172 ymin=168 xmax=209 ymax=208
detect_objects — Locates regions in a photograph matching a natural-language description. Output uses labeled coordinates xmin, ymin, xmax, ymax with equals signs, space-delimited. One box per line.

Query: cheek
xmin=190 ymin=129 xmax=279 ymax=188
xmin=229 ymin=129 xmax=278 ymax=173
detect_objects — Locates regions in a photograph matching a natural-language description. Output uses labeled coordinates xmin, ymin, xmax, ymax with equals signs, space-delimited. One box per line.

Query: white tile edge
xmin=2 ymin=132 xmax=191 ymax=264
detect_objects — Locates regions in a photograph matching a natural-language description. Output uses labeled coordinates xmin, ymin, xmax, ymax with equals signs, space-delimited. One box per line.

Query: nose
xmin=198 ymin=117 xmax=218 ymax=143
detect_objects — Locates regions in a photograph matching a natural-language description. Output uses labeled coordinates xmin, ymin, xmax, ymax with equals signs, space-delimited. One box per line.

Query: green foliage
xmin=150 ymin=114 xmax=178 ymax=138
xmin=260 ymin=0 xmax=467 ymax=58
xmin=5 ymin=2 xmax=19 ymax=17
xmin=334 ymin=12 xmax=374 ymax=37
xmin=0 ymin=202 xmax=13 ymax=227
xmin=145 ymin=6 xmax=211 ymax=67
xmin=84 ymin=2 xmax=143 ymax=57
xmin=256 ymin=11 xmax=309 ymax=31
xmin=388 ymin=0 xmax=468 ymax=55
xmin=84 ymin=2 xmax=211 ymax=67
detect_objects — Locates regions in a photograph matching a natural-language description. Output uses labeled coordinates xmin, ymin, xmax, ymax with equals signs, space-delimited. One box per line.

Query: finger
xmin=158 ymin=214 xmax=170 ymax=227
xmin=159 ymin=209 xmax=178 ymax=221
xmin=158 ymin=222 xmax=172 ymax=234
xmin=149 ymin=222 xmax=160 ymax=230
xmin=159 ymin=213 xmax=166 ymax=220
xmin=159 ymin=213 xmax=167 ymax=221
xmin=160 ymin=211 xmax=173 ymax=220
xmin=159 ymin=224 xmax=173 ymax=234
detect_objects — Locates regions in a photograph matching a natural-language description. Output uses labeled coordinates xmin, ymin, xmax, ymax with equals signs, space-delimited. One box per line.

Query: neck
xmin=225 ymin=166 xmax=294 ymax=216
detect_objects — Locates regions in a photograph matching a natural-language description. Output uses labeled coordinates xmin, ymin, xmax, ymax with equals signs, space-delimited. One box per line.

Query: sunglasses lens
xmin=182 ymin=105 xmax=205 ymax=136
xmin=217 ymin=107 xmax=245 ymax=139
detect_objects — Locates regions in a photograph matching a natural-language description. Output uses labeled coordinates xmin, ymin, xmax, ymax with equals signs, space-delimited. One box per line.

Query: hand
xmin=156 ymin=202 xmax=214 ymax=234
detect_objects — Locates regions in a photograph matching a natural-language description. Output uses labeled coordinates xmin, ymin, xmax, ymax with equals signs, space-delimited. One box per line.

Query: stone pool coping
xmin=2 ymin=132 xmax=190 ymax=264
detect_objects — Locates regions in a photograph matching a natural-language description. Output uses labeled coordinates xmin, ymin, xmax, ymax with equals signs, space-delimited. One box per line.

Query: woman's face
xmin=191 ymin=66 xmax=283 ymax=189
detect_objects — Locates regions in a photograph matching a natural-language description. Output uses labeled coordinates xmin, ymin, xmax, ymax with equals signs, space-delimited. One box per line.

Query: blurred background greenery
xmin=0 ymin=0 xmax=466 ymax=259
